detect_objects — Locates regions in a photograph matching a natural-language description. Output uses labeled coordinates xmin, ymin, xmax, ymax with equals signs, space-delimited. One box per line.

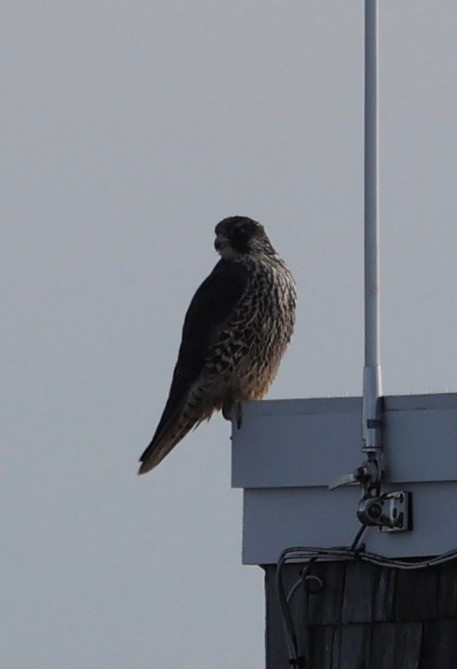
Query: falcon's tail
xmin=139 ymin=379 xmax=218 ymax=474
xmin=138 ymin=419 xmax=196 ymax=474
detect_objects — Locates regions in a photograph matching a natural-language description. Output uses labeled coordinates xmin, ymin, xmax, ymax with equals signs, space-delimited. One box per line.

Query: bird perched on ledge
xmin=139 ymin=215 xmax=296 ymax=474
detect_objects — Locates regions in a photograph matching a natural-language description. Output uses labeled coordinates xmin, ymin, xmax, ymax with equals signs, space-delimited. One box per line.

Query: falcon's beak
xmin=214 ymin=234 xmax=230 ymax=251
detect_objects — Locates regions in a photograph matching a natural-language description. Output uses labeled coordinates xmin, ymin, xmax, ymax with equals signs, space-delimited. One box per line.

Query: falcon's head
xmin=214 ymin=216 xmax=275 ymax=260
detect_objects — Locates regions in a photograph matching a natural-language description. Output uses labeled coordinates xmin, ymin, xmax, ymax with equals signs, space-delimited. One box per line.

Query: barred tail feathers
xmin=138 ymin=385 xmax=215 ymax=474
xmin=138 ymin=418 xmax=196 ymax=474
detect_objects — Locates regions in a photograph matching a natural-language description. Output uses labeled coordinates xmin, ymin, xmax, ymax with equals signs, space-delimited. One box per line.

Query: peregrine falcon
xmin=139 ymin=216 xmax=296 ymax=474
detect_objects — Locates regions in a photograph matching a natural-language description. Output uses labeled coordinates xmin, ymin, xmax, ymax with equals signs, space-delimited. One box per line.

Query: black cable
xmin=277 ymin=554 xmax=325 ymax=668
xmin=280 ymin=545 xmax=457 ymax=571
xmin=350 ymin=522 xmax=368 ymax=551
xmin=277 ymin=524 xmax=365 ymax=667
xmin=276 ymin=552 xmax=300 ymax=664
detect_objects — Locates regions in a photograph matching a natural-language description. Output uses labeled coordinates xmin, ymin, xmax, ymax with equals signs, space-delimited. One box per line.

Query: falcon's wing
xmin=139 ymin=259 xmax=248 ymax=471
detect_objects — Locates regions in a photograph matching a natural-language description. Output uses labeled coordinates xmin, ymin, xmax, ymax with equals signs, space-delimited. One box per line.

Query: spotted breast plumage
xmin=139 ymin=216 xmax=296 ymax=474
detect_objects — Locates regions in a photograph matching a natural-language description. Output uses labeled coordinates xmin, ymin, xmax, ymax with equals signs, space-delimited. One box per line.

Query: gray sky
xmin=2 ymin=2 xmax=456 ymax=667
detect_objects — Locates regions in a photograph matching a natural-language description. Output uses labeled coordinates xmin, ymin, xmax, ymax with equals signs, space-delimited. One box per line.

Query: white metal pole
xmin=362 ymin=0 xmax=382 ymax=456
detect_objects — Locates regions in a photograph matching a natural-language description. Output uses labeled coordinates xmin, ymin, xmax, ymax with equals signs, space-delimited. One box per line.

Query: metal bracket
xmin=357 ymin=491 xmax=413 ymax=532
xmin=328 ymin=456 xmax=382 ymax=494
xmin=329 ymin=459 xmax=413 ymax=533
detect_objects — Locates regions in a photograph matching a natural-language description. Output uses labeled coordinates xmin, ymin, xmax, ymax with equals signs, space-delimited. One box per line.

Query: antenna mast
xmin=362 ymin=0 xmax=382 ymax=475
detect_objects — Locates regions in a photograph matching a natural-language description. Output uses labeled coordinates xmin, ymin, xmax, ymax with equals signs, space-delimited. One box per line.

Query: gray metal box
xmin=231 ymin=394 xmax=457 ymax=565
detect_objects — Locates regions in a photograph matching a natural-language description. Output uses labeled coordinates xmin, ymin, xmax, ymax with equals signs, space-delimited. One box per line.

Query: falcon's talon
xmin=222 ymin=401 xmax=243 ymax=428
xmin=234 ymin=401 xmax=243 ymax=429
xmin=222 ymin=402 xmax=232 ymax=421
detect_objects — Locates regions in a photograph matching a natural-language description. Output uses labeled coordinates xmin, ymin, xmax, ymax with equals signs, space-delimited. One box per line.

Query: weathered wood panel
xmin=265 ymin=560 xmax=457 ymax=669
xmin=369 ymin=623 xmax=422 ymax=669
xmin=420 ymin=620 xmax=457 ymax=668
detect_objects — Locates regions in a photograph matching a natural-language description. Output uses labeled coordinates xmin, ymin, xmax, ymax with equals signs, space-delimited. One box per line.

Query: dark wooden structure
xmin=265 ymin=560 xmax=457 ymax=668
